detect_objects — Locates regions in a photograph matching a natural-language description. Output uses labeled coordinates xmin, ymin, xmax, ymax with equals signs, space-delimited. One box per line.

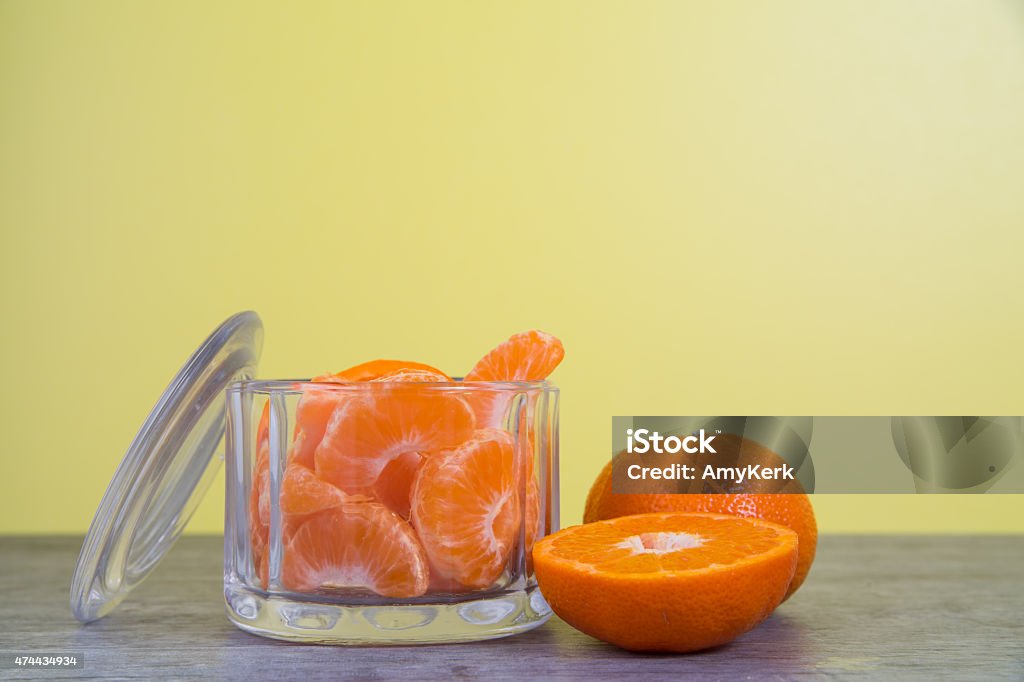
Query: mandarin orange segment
xmin=281 ymin=500 xmax=429 ymax=597
xmin=464 ymin=330 xmax=563 ymax=429
xmin=314 ymin=388 xmax=475 ymax=493
xmin=252 ymin=398 xmax=332 ymax=587
xmin=251 ymin=420 xmax=271 ymax=524
xmin=411 ymin=428 xmax=520 ymax=589
xmin=371 ymin=368 xmax=450 ymax=383
xmin=524 ymin=476 xmax=540 ymax=549
xmin=249 ymin=440 xmax=270 ymax=587
xmin=321 ymin=359 xmax=450 ymax=383
xmin=362 ymin=367 xmax=447 ymax=517
xmin=280 ymin=463 xmax=347 ymax=517
xmin=248 ymin=401 xmax=275 ymax=586
xmin=465 ymin=330 xmax=564 ymax=382
xmin=532 ymin=512 xmax=798 ymax=653
xmin=373 ymin=450 xmax=424 ymax=519
xmin=287 ymin=383 xmax=348 ymax=468
xmin=255 ymin=402 xmax=271 ymax=452
xmin=289 ymin=363 xmax=448 ymax=468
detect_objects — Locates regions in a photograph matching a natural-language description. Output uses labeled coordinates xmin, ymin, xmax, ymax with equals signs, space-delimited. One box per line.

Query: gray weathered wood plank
xmin=0 ymin=536 xmax=1021 ymax=680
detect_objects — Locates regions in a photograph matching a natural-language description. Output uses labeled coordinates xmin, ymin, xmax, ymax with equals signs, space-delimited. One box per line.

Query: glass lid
xmin=71 ymin=311 xmax=263 ymax=623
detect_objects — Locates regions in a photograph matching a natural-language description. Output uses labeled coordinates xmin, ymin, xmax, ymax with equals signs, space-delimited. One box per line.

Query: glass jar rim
xmin=227 ymin=378 xmax=557 ymax=394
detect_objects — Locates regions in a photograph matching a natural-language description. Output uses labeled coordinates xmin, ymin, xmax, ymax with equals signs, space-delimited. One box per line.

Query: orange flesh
xmin=465 ymin=330 xmax=564 ymax=381
xmin=464 ymin=329 xmax=563 ymax=429
xmin=314 ymin=389 xmax=475 ymax=493
xmin=543 ymin=513 xmax=789 ymax=574
xmin=282 ymin=502 xmax=429 ymax=598
xmin=411 ymin=429 xmax=520 ymax=588
xmin=324 ymin=359 xmax=450 ymax=383
xmin=373 ymin=450 xmax=423 ymax=519
xmin=280 ymin=463 xmax=346 ymax=517
xmin=371 ymin=368 xmax=450 ymax=383
xmin=532 ymin=512 xmax=799 ymax=653
xmin=583 ymin=451 xmax=817 ymax=599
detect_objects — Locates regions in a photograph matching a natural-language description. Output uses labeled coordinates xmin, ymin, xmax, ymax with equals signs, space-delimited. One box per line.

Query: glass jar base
xmin=225 ymin=581 xmax=552 ymax=645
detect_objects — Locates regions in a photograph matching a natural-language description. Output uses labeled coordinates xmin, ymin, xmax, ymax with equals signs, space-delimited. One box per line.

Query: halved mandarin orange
xmin=411 ymin=428 xmax=520 ymax=589
xmin=583 ymin=437 xmax=818 ymax=600
xmin=532 ymin=512 xmax=798 ymax=653
xmin=314 ymin=386 xmax=475 ymax=494
xmin=281 ymin=500 xmax=429 ymax=597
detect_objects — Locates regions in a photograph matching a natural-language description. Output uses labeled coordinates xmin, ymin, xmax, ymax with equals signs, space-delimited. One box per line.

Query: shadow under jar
xmin=224 ymin=378 xmax=559 ymax=644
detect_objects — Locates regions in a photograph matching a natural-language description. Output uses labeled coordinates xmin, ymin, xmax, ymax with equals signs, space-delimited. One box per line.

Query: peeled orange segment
xmin=251 ymin=408 xmax=272 ymax=519
xmin=320 ymin=359 xmax=450 ymax=383
xmin=373 ymin=450 xmax=423 ymax=519
xmin=532 ymin=512 xmax=798 ymax=653
xmin=251 ymin=395 xmax=338 ymax=587
xmin=462 ymin=390 xmax=510 ymax=430
xmin=524 ymin=477 xmax=541 ymax=549
xmin=251 ymin=402 xmax=278 ymax=539
xmin=464 ymin=330 xmax=564 ymax=428
xmin=465 ymin=330 xmax=564 ymax=382
xmin=249 ymin=441 xmax=270 ymax=587
xmin=251 ymin=379 xmax=345 ymax=472
xmin=281 ymin=501 xmax=429 ymax=598
xmin=411 ymin=428 xmax=520 ymax=589
xmin=287 ymin=383 xmax=349 ymax=468
xmin=371 ymin=368 xmax=450 ymax=383
xmin=290 ymin=363 xmax=448 ymax=468
xmin=280 ymin=463 xmax=347 ymax=516
xmin=314 ymin=389 xmax=475 ymax=493
xmin=255 ymin=402 xmax=271 ymax=454
xmin=251 ymin=449 xmax=352 ymax=587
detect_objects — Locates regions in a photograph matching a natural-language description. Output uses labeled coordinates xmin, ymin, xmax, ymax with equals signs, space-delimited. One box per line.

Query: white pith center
xmin=616 ymin=531 xmax=704 ymax=554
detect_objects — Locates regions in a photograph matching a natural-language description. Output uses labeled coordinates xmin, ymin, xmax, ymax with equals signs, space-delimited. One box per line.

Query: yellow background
xmin=2 ymin=1 xmax=1022 ymax=534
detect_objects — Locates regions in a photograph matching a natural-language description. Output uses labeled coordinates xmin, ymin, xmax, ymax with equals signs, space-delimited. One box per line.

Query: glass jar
xmin=69 ymin=312 xmax=559 ymax=645
xmin=223 ymin=378 xmax=559 ymax=643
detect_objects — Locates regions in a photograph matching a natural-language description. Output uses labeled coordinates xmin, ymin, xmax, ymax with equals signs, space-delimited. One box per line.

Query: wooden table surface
xmin=0 ymin=535 xmax=1021 ymax=680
